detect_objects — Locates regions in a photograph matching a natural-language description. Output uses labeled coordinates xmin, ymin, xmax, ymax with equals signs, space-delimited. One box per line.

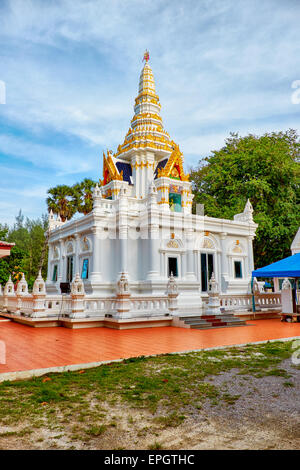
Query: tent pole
xmin=251 ymin=277 xmax=256 ymax=315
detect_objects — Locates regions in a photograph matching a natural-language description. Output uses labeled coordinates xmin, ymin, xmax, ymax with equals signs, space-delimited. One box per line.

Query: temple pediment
xmin=156 ymin=142 xmax=189 ymax=181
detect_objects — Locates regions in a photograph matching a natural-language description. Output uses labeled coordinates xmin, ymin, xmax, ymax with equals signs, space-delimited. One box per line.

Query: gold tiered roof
xmin=114 ymin=61 xmax=174 ymax=157
xmin=101 ymin=54 xmax=189 ymax=186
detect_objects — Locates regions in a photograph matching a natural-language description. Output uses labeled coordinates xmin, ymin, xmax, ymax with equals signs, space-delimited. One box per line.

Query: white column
xmin=74 ymin=233 xmax=80 ymax=277
xmin=58 ymin=239 xmax=64 ymax=283
xmin=247 ymin=235 xmax=255 ymax=275
xmin=90 ymin=228 xmax=102 ymax=282
xmin=119 ymin=236 xmax=128 ymax=273
xmin=147 ymin=186 xmax=160 ymax=280
xmin=46 ymin=244 xmax=52 ymax=282
xmin=220 ymin=232 xmax=228 ymax=293
xmin=181 ymin=253 xmax=185 ymax=279
xmin=118 ymin=191 xmax=128 ymax=274
xmin=185 ymin=219 xmax=196 ymax=280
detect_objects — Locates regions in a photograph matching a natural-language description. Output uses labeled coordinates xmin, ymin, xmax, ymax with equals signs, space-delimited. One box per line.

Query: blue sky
xmin=0 ymin=0 xmax=300 ymax=225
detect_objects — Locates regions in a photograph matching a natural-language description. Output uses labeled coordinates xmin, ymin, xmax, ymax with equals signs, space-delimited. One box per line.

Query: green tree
xmin=0 ymin=246 xmax=28 ymax=287
xmin=190 ymin=129 xmax=300 ymax=268
xmin=46 ymin=185 xmax=76 ymax=222
xmin=73 ymin=178 xmax=96 ymax=215
xmin=0 ymin=212 xmax=48 ymax=290
xmin=0 ymin=223 xmax=9 ymax=240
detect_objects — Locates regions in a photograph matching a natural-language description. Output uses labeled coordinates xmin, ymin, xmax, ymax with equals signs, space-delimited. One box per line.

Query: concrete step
xmin=182 ymin=319 xmax=209 ymax=325
xmin=179 ymin=316 xmax=204 ymax=321
xmin=180 ymin=313 xmax=246 ymax=329
xmin=191 ymin=323 xmax=248 ymax=330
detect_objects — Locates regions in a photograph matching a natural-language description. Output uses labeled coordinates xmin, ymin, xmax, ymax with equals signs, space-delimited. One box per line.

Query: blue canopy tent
xmin=252 ymin=252 xmax=300 ymax=313
xmin=252 ymin=252 xmax=300 ymax=278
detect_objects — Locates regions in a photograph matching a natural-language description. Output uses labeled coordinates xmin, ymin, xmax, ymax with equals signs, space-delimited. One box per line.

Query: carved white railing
xmin=0 ymin=294 xmax=34 ymax=315
xmin=0 ymin=293 xmax=170 ymax=318
xmin=219 ymin=293 xmax=281 ymax=312
xmin=6 ymin=295 xmax=18 ymax=312
xmin=220 ymin=295 xmax=252 ymax=311
xmin=130 ymin=297 xmax=169 ymax=315
xmin=84 ymin=298 xmax=116 ymax=316
xmin=43 ymin=296 xmax=71 ymax=316
xmin=254 ymin=293 xmax=281 ymax=309
xmin=18 ymin=296 xmax=34 ymax=315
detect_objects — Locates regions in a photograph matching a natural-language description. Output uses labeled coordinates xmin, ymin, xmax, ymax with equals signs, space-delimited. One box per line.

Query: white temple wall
xmin=46 ymin=207 xmax=257 ymax=303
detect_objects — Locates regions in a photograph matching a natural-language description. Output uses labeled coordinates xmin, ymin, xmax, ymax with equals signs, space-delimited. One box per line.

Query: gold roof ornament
xmin=143 ymin=49 xmax=150 ymax=63
xmin=101 ymin=150 xmax=123 ymax=186
xmin=157 ymin=142 xmax=189 ymax=181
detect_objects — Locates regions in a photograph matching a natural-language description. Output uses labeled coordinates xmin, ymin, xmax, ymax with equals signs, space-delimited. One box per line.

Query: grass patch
xmin=153 ymin=412 xmax=186 ymax=428
xmin=85 ymin=425 xmax=107 ymax=437
xmin=0 ymin=340 xmax=295 ymax=444
xmin=283 ymin=381 xmax=294 ymax=387
xmin=148 ymin=441 xmax=163 ymax=450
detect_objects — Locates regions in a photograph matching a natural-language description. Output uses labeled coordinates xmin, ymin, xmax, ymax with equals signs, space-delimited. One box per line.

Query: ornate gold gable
xmin=101 ymin=151 xmax=123 ymax=186
xmin=157 ymin=142 xmax=189 ymax=181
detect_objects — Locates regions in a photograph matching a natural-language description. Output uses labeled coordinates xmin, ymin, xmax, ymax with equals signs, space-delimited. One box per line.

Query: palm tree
xmin=47 ymin=185 xmax=76 ymax=222
xmin=73 ymin=178 xmax=96 ymax=216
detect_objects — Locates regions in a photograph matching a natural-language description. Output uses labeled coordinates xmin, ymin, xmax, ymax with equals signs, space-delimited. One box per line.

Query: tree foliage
xmin=72 ymin=178 xmax=96 ymax=215
xmin=47 ymin=179 xmax=97 ymax=220
xmin=0 ymin=211 xmax=48 ymax=290
xmin=47 ymin=185 xmax=76 ymax=222
xmin=190 ymin=129 xmax=300 ymax=268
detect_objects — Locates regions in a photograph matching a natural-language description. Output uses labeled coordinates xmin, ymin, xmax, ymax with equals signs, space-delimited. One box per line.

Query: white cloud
xmin=0 ymin=134 xmax=96 ymax=175
xmin=0 ymin=0 xmax=299 ymax=223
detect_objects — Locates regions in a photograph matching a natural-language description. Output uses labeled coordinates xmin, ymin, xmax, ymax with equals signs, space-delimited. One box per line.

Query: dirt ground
xmin=0 ymin=345 xmax=299 ymax=450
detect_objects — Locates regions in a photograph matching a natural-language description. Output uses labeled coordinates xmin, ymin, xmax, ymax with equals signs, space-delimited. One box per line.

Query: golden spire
xmin=113 ymin=54 xmax=175 ymax=158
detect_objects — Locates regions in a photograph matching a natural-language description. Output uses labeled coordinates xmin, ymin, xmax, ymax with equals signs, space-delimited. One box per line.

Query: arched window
xmin=228 ymin=241 xmax=245 ymax=280
xmin=66 ymin=242 xmax=74 ymax=254
xmin=66 ymin=241 xmax=74 ymax=282
xmin=160 ymin=238 xmax=185 ymax=278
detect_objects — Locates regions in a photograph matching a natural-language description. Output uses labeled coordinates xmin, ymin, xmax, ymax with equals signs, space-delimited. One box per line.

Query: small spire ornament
xmin=143 ymin=49 xmax=150 ymax=63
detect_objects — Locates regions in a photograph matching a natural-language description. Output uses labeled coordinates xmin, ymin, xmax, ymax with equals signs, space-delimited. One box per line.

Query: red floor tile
xmin=0 ymin=319 xmax=300 ymax=374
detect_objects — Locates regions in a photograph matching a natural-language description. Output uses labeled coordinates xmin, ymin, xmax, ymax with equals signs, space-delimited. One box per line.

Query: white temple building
xmin=43 ymin=54 xmax=258 ymax=323
xmin=0 ymin=54 xmax=261 ymax=329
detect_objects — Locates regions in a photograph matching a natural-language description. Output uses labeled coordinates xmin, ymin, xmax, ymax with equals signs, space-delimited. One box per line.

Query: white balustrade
xmin=219 ymin=293 xmax=281 ymax=312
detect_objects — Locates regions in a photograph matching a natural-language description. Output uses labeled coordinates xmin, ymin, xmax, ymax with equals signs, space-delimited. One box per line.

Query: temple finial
xmin=143 ymin=49 xmax=150 ymax=63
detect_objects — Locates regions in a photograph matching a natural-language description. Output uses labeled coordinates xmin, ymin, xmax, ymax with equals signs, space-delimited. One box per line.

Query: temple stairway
xmin=179 ymin=313 xmax=247 ymax=329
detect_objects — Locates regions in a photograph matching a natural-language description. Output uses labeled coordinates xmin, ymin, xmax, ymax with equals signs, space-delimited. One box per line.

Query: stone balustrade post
xmin=206 ymin=272 xmax=222 ymax=315
xmin=281 ymin=278 xmax=293 ymax=313
xmin=115 ymin=272 xmax=131 ymax=319
xmin=31 ymin=270 xmax=47 ymax=318
xmin=70 ymin=273 xmax=86 ymax=318
xmin=16 ymin=273 xmax=29 ymax=315
xmin=3 ymin=276 xmax=15 ymax=312
xmin=167 ymin=273 xmax=179 ymax=316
